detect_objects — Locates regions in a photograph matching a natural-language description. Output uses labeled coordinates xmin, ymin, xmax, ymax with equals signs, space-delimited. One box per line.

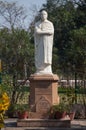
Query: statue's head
xmin=40 ymin=10 xmax=48 ymax=21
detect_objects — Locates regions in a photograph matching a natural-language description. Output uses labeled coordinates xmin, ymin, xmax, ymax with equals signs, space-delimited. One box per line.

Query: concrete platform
xmin=1 ymin=118 xmax=86 ymax=130
xmin=17 ymin=118 xmax=71 ymax=127
xmin=2 ymin=127 xmax=86 ymax=130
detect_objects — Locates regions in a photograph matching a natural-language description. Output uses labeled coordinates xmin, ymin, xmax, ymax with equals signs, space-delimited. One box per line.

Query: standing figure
xmin=34 ymin=10 xmax=54 ymax=74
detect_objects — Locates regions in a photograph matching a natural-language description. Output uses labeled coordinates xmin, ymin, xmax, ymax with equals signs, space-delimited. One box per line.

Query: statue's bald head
xmin=41 ymin=10 xmax=47 ymax=15
xmin=41 ymin=10 xmax=48 ymax=21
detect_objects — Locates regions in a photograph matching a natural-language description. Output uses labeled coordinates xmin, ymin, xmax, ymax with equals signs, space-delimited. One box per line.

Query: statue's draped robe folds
xmin=34 ymin=20 xmax=54 ymax=74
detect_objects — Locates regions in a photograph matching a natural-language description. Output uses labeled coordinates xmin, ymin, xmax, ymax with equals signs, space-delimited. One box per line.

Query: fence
xmin=58 ymin=71 xmax=86 ymax=104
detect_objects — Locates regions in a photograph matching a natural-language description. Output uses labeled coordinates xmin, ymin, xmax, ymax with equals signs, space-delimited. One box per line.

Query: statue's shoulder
xmin=46 ymin=20 xmax=53 ymax=25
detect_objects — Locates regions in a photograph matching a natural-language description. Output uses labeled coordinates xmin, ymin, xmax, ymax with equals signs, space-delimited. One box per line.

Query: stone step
xmin=17 ymin=118 xmax=71 ymax=127
xmin=2 ymin=127 xmax=86 ymax=130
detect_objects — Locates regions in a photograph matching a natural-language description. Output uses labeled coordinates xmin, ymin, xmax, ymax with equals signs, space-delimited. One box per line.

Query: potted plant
xmin=15 ymin=104 xmax=30 ymax=119
xmin=48 ymin=102 xmax=67 ymax=119
xmin=7 ymin=104 xmax=18 ymax=118
xmin=48 ymin=93 xmax=75 ymax=120
xmin=54 ymin=103 xmax=67 ymax=119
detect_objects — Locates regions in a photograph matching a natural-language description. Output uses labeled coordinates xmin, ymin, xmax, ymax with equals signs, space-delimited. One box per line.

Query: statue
xmin=34 ymin=10 xmax=54 ymax=75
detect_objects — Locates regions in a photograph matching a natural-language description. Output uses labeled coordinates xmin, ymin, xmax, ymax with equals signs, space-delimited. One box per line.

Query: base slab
xmin=17 ymin=118 xmax=71 ymax=128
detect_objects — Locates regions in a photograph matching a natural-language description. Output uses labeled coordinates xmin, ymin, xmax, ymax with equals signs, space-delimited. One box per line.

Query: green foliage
xmin=0 ymin=1 xmax=35 ymax=78
xmin=66 ymin=26 xmax=86 ymax=73
xmin=75 ymin=0 xmax=86 ymax=28
xmin=7 ymin=103 xmax=29 ymax=118
xmin=58 ymin=87 xmax=74 ymax=93
xmin=52 ymin=102 xmax=67 ymax=113
xmin=0 ymin=28 xmax=34 ymax=77
xmin=52 ymin=47 xmax=59 ymax=74
xmin=14 ymin=104 xmax=30 ymax=112
xmin=49 ymin=86 xmax=75 ymax=114
xmin=6 ymin=104 xmax=16 ymax=117
xmin=1 ymin=74 xmax=29 ymax=106
xmin=53 ymin=93 xmax=75 ymax=113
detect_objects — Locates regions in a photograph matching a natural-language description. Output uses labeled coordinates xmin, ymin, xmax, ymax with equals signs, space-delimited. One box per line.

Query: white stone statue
xmin=34 ymin=10 xmax=54 ymax=75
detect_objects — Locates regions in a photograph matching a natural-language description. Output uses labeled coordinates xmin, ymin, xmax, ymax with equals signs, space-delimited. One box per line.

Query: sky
xmin=2 ymin=0 xmax=46 ymax=11
xmin=3 ymin=0 xmax=46 ymax=7
xmin=1 ymin=0 xmax=46 ymax=29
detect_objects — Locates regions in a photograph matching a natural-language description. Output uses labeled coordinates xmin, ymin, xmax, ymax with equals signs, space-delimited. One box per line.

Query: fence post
xmin=75 ymin=71 xmax=78 ymax=104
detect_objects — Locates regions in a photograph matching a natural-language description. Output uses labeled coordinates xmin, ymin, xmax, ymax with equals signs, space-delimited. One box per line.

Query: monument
xmin=17 ymin=10 xmax=71 ymax=128
xmin=29 ymin=10 xmax=59 ymax=118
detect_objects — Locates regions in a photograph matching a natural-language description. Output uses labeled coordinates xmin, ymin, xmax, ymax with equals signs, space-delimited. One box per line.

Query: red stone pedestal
xmin=29 ymin=74 xmax=59 ymax=118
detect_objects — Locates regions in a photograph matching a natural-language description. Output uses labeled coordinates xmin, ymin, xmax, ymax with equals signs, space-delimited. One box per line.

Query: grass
xmin=58 ymin=86 xmax=86 ymax=94
xmin=16 ymin=85 xmax=86 ymax=105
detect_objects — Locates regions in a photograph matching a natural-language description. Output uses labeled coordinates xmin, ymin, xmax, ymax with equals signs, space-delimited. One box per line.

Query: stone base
xmin=28 ymin=112 xmax=48 ymax=119
xmin=29 ymin=74 xmax=59 ymax=117
xmin=17 ymin=118 xmax=71 ymax=128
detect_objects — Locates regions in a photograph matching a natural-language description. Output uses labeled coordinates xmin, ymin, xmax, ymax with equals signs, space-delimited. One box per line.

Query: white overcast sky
xmin=1 ymin=0 xmax=46 ymax=29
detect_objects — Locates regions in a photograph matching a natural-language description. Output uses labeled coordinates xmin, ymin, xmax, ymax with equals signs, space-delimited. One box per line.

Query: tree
xmin=0 ymin=1 xmax=35 ymax=76
xmin=66 ymin=27 xmax=86 ymax=76
xmin=0 ymin=1 xmax=35 ymax=106
xmin=0 ymin=1 xmax=27 ymax=29
xmin=71 ymin=0 xmax=86 ymax=29
xmin=0 ymin=27 xmax=35 ymax=106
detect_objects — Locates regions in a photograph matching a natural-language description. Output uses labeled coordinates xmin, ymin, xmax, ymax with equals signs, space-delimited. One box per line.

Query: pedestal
xmin=29 ymin=74 xmax=59 ymax=118
xmin=17 ymin=74 xmax=71 ymax=128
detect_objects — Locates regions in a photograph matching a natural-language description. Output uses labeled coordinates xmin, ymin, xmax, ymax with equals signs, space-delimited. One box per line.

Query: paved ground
xmin=71 ymin=119 xmax=86 ymax=128
xmin=1 ymin=118 xmax=86 ymax=130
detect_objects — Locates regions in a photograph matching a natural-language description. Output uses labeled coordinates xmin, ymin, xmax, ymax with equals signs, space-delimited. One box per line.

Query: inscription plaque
xmin=36 ymin=96 xmax=51 ymax=113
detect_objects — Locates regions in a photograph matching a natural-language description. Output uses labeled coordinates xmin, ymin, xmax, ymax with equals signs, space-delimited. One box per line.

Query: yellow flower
xmin=3 ymin=103 xmax=10 ymax=111
xmin=0 ymin=104 xmax=3 ymax=111
xmin=0 ymin=122 xmax=4 ymax=128
xmin=0 ymin=87 xmax=10 ymax=128
xmin=2 ymin=93 xmax=9 ymax=101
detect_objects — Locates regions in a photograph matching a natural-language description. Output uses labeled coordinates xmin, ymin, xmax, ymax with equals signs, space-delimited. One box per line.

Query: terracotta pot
xmin=18 ymin=111 xmax=29 ymax=119
xmin=69 ymin=112 xmax=75 ymax=120
xmin=55 ymin=111 xmax=66 ymax=119
xmin=49 ymin=113 xmax=55 ymax=119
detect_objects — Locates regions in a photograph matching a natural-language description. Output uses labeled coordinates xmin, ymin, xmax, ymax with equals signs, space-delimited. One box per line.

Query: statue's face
xmin=41 ymin=11 xmax=48 ymax=21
